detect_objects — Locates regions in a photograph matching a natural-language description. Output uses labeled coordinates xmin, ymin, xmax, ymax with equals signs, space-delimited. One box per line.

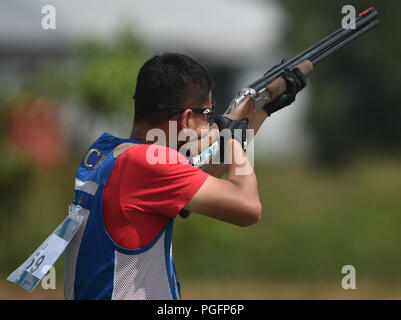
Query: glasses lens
xmin=208 ymin=100 xmax=215 ymax=124
xmin=201 ymin=108 xmax=214 ymax=124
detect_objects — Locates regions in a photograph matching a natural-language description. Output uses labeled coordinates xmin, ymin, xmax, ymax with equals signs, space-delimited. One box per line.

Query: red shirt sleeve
xmin=119 ymin=144 xmax=208 ymax=218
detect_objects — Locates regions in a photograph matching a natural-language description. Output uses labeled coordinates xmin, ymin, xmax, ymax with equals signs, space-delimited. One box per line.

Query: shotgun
xmin=180 ymin=7 xmax=379 ymax=168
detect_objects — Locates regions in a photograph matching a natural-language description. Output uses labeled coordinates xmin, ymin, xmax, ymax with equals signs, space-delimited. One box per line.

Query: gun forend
xmin=265 ymin=59 xmax=314 ymax=102
xmin=226 ymin=59 xmax=314 ymax=119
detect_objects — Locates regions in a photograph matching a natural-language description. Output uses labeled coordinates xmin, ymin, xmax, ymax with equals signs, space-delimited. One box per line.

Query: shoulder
xmin=123 ymin=144 xmax=190 ymax=166
xmin=118 ymin=144 xmax=196 ymax=177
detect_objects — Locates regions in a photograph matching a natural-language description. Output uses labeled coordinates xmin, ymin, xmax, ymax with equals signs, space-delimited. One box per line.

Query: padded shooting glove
xmin=214 ymin=114 xmax=249 ymax=162
xmin=215 ymin=115 xmax=249 ymax=150
xmin=263 ymin=67 xmax=307 ymax=116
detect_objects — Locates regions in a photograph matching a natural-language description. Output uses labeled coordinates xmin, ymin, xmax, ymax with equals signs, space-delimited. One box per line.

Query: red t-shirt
xmin=103 ymin=144 xmax=208 ymax=249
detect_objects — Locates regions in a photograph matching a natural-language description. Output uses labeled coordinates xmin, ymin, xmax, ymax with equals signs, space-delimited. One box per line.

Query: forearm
xmin=213 ymin=139 xmax=261 ymax=225
xmin=184 ymin=138 xmax=261 ymax=226
xmin=225 ymin=139 xmax=258 ymax=200
xmin=248 ymin=108 xmax=269 ymax=140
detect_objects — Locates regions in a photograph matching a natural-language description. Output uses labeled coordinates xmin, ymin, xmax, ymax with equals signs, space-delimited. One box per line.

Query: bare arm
xmin=178 ymin=107 xmax=268 ymax=218
xmin=184 ymin=139 xmax=262 ymax=227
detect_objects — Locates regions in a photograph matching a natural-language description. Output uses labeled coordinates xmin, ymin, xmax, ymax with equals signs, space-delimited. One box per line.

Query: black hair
xmin=133 ymin=53 xmax=214 ymax=124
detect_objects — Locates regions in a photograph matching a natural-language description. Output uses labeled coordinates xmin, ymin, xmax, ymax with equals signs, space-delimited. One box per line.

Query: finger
xmin=283 ymin=70 xmax=297 ymax=95
xmin=292 ymin=68 xmax=307 ymax=90
xmin=285 ymin=69 xmax=304 ymax=92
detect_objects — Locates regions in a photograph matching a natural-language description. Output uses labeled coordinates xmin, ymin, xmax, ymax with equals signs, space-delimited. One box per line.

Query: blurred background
xmin=1 ymin=0 xmax=400 ymax=299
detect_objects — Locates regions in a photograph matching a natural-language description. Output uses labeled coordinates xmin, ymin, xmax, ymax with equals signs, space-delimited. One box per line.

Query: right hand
xmin=214 ymin=114 xmax=249 ymax=152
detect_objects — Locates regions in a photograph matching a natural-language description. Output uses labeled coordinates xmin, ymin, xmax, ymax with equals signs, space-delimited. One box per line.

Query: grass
xmin=2 ymin=277 xmax=401 ymax=300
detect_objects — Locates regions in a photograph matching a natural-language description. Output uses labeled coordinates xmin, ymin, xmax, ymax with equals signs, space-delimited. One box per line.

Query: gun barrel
xmin=310 ymin=19 xmax=378 ymax=65
xmin=250 ymin=7 xmax=378 ymax=92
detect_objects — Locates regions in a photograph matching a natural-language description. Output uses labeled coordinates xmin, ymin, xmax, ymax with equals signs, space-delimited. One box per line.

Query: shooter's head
xmin=133 ymin=53 xmax=215 ymax=137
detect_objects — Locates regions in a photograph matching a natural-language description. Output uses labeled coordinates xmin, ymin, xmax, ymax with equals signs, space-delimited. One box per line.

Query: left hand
xmin=263 ymin=67 xmax=307 ymax=116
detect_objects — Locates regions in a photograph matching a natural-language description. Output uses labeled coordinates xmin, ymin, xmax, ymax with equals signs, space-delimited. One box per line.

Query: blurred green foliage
xmin=0 ymin=161 xmax=76 ymax=279
xmin=0 ymin=91 xmax=35 ymax=225
xmin=175 ymin=157 xmax=401 ymax=281
xmin=279 ymin=0 xmax=401 ymax=165
xmin=3 ymin=157 xmax=401 ymax=284
xmin=77 ymin=32 xmax=147 ymax=113
xmin=27 ymin=31 xmax=148 ymax=114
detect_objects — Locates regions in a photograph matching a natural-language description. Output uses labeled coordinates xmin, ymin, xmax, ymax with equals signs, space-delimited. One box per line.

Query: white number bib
xmin=7 ymin=204 xmax=84 ymax=292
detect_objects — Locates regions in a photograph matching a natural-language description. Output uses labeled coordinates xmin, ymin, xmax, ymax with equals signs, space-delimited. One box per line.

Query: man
xmin=64 ymin=53 xmax=305 ymax=300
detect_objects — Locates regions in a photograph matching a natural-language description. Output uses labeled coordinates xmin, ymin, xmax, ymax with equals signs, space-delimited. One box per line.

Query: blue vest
xmin=64 ymin=132 xmax=181 ymax=300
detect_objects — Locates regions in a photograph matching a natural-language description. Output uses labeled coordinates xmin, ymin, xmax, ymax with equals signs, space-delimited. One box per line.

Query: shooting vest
xmin=64 ymin=132 xmax=181 ymax=300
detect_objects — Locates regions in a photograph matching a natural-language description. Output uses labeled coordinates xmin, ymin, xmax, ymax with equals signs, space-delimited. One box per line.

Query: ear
xmin=179 ymin=109 xmax=193 ymax=130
